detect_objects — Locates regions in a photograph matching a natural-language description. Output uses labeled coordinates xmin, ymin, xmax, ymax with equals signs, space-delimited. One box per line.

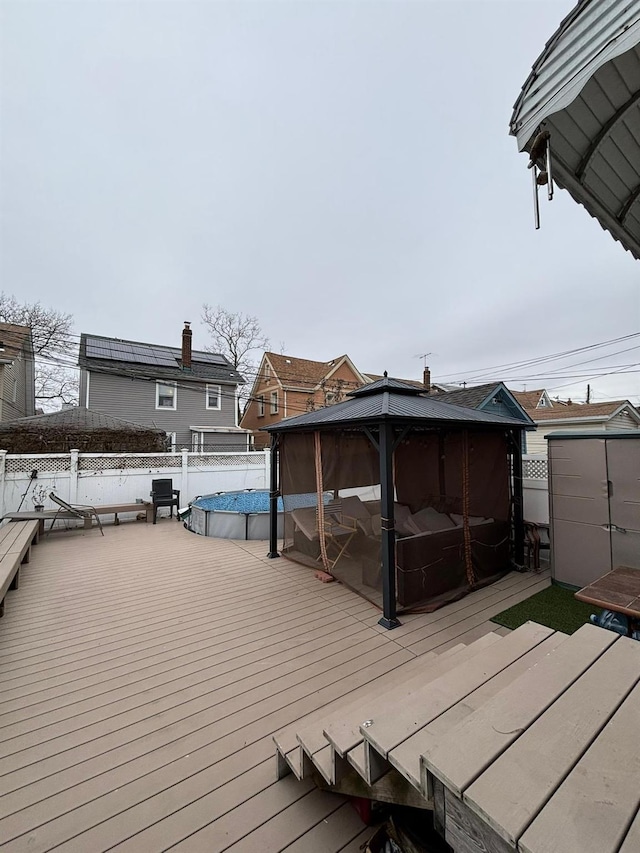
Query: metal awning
xmin=510 ymin=0 xmax=640 ymax=259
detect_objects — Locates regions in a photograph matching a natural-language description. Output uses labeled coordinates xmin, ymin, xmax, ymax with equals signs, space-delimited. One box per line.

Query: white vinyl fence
xmin=522 ymin=454 xmax=549 ymax=524
xmin=0 ymin=449 xmax=549 ymax=526
xmin=0 ymin=449 xmax=271 ymax=520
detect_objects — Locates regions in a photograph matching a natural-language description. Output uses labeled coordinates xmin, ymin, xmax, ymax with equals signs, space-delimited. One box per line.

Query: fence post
xmin=69 ymin=450 xmax=79 ymax=504
xmin=181 ymin=448 xmax=189 ymax=504
xmin=0 ymin=450 xmax=6 ymax=518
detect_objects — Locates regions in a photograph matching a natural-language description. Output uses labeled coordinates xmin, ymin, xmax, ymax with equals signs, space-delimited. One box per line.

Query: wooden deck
xmin=0 ymin=520 xmax=549 ymax=852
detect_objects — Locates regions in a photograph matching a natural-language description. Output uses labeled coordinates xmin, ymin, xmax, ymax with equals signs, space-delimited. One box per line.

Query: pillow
xmin=450 ymin=513 xmax=491 ymax=527
xmin=341 ymin=495 xmax=372 ymax=522
xmin=394 ymin=503 xmax=415 ymax=537
xmin=407 ymin=507 xmax=456 ymax=534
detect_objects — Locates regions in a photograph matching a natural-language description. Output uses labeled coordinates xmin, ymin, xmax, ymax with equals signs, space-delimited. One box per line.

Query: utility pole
xmin=586 ymin=384 xmax=591 ymax=404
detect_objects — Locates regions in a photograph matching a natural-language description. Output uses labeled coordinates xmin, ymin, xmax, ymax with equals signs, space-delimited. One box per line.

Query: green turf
xmin=491 ymin=584 xmax=601 ymax=635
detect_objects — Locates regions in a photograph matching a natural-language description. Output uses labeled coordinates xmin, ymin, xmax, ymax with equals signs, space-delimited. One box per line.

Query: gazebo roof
xmin=263 ymin=373 xmax=526 ymax=433
xmin=510 ymin=0 xmax=640 ymax=259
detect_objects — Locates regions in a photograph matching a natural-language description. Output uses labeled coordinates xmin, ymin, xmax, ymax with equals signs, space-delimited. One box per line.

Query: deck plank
xmin=0 ymin=521 xmax=554 ymax=851
xmin=464 ymin=636 xmax=640 ymax=846
xmin=518 ymin=680 xmax=640 ymax=853
xmin=362 ymin=622 xmax=554 ymax=759
xmin=421 ymin=623 xmax=617 ymax=797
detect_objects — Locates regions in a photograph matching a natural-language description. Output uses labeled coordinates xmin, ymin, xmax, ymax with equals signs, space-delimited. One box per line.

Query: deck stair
xmin=274 ymin=622 xmax=567 ymax=807
xmin=275 ymin=621 xmax=640 ymax=852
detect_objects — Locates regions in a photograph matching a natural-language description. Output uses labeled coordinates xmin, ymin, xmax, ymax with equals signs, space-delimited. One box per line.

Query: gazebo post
xmin=511 ymin=429 xmax=525 ymax=565
xmin=267 ymin=434 xmax=280 ymax=559
xmin=378 ymin=421 xmax=400 ymax=629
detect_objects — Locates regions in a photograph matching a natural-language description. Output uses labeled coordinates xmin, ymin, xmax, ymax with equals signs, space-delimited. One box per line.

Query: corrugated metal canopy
xmin=263 ymin=374 xmax=526 ymax=433
xmin=510 ymin=0 xmax=640 ymax=259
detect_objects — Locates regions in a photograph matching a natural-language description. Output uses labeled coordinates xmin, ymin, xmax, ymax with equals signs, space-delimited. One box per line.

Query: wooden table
xmin=575 ymin=565 xmax=640 ymax=621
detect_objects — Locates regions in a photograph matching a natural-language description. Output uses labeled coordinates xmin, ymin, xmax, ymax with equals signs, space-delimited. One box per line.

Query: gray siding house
xmin=0 ymin=322 xmax=36 ymax=422
xmin=78 ymin=324 xmax=250 ymax=451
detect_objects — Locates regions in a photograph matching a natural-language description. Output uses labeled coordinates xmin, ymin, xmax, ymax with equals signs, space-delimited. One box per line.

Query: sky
xmin=1 ymin=0 xmax=639 ymax=405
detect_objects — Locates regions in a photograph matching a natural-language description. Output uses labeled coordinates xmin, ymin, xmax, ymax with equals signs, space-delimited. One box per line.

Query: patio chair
xmin=150 ymin=479 xmax=180 ymax=524
xmin=524 ymin=521 xmax=550 ymax=571
xmin=48 ymin=492 xmax=104 ymax=536
xmin=291 ymin=502 xmax=357 ymax=570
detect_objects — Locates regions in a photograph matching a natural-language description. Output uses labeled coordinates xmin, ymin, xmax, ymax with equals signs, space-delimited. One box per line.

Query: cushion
xmin=450 ymin=513 xmax=491 ymax=527
xmin=394 ymin=503 xmax=415 ymax=537
xmin=341 ymin=495 xmax=373 ymax=522
xmin=407 ymin=507 xmax=456 ymax=534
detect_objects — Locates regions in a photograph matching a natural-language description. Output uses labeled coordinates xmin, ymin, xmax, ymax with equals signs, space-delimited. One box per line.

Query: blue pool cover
xmin=192 ymin=491 xmax=284 ymax=513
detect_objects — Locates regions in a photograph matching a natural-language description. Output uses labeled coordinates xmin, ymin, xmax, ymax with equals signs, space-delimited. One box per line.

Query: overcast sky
xmin=1 ymin=0 xmax=639 ymax=404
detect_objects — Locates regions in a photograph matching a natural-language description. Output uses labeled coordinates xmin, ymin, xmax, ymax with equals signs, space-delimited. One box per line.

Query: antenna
xmin=414 ymin=352 xmax=433 ymax=368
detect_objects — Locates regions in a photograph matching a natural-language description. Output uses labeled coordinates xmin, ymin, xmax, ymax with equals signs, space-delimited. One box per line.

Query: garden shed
xmin=264 ymin=375 xmax=527 ymax=628
xmin=0 ymin=407 xmax=167 ymax=453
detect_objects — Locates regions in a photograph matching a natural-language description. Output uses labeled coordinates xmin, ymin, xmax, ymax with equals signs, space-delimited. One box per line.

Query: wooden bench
xmin=3 ymin=502 xmax=153 ymax=533
xmin=0 ymin=520 xmax=40 ymax=617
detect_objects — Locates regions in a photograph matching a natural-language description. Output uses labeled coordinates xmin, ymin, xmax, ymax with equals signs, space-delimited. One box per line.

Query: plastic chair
xmin=150 ymin=479 xmax=180 ymax=524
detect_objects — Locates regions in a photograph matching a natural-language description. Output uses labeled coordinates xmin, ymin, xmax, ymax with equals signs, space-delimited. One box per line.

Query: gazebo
xmin=510 ymin=0 xmax=640 ymax=258
xmin=264 ymin=375 xmax=527 ymax=629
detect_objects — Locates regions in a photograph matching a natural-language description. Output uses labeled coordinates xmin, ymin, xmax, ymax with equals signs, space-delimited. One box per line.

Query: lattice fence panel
xmin=523 ymin=458 xmax=548 ymax=479
xmin=79 ymin=455 xmax=182 ymax=471
xmin=188 ymin=454 xmax=264 ymax=468
xmin=6 ymin=456 xmax=71 ymax=474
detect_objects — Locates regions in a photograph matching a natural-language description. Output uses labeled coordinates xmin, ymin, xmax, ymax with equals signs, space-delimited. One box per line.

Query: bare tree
xmin=0 ymin=293 xmax=78 ymax=410
xmin=201 ymin=305 xmax=270 ymax=377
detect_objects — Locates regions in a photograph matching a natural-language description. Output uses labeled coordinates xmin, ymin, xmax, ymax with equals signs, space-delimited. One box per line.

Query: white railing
xmin=0 ymin=449 xmax=270 ymax=519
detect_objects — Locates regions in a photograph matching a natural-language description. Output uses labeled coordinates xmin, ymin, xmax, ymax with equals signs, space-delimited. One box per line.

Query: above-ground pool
xmin=189 ymin=490 xmax=284 ymax=540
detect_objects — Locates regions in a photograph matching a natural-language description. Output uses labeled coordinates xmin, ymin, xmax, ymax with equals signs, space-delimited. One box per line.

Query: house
xmin=435 ymin=381 xmax=533 ymax=423
xmin=512 ymin=389 xmax=640 ymax=453
xmin=0 ymin=407 xmax=167 ymax=453
xmin=78 ymin=324 xmax=250 ymax=452
xmin=0 ymin=322 xmax=36 ymax=422
xmin=365 ymin=367 xmax=455 ymax=394
xmin=240 ymin=352 xmax=370 ymax=449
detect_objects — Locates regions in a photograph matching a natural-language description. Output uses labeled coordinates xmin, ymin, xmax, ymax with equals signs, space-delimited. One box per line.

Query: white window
xmin=258 ymin=395 xmax=265 ymax=417
xmin=192 ymin=432 xmax=202 ymax=452
xmin=156 ymin=381 xmax=177 ymax=410
xmin=206 ymin=384 xmax=221 ymax=410
xmin=270 ymin=390 xmax=278 ymax=414
xmin=167 ymin=432 xmax=177 ymax=451
xmin=264 ymin=363 xmax=271 ymax=381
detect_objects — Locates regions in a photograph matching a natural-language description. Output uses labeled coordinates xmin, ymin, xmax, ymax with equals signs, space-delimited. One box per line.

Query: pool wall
xmin=189 ymin=491 xmax=283 ymax=540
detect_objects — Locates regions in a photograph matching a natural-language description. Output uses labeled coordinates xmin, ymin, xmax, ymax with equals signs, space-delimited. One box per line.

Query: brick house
xmin=240 ymin=352 xmax=370 ymax=449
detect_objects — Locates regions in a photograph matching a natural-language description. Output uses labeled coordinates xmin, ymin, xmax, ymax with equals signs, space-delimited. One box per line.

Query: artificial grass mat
xmin=491 ymin=584 xmax=601 ymax=635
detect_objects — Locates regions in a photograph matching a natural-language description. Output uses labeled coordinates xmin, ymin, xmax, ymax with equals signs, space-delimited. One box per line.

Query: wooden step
xmin=273 ymin=641 xmax=471 ymax=780
xmin=388 ymin=629 xmax=568 ymax=793
xmin=272 ymin=647 xmax=415 ymax=778
xmin=464 ymin=635 xmax=640 ymax=848
xmin=322 ymin=633 xmax=502 ymax=764
xmin=421 ymin=622 xmax=619 ymax=799
xmin=359 ymin=622 xmax=555 ymax=785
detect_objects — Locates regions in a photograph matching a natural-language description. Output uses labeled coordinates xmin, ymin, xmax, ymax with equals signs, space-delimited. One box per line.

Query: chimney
xmin=182 ymin=322 xmax=192 ymax=369
xmin=423 ymin=366 xmax=431 ymax=394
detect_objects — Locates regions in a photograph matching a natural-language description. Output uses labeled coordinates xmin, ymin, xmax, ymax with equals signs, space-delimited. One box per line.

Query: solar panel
xmin=85 ymin=337 xmax=178 ymax=367
xmin=193 ymin=351 xmax=227 ymax=366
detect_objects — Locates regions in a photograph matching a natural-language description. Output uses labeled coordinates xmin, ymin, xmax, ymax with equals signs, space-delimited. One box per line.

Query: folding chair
xmin=49 ymin=492 xmax=104 ymax=536
xmin=291 ymin=502 xmax=357 ymax=570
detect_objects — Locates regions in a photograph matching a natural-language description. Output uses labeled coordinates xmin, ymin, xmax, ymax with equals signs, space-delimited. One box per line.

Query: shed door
xmin=606 ymin=438 xmax=640 ymax=570
xmin=550 ymin=438 xmax=611 ymax=587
